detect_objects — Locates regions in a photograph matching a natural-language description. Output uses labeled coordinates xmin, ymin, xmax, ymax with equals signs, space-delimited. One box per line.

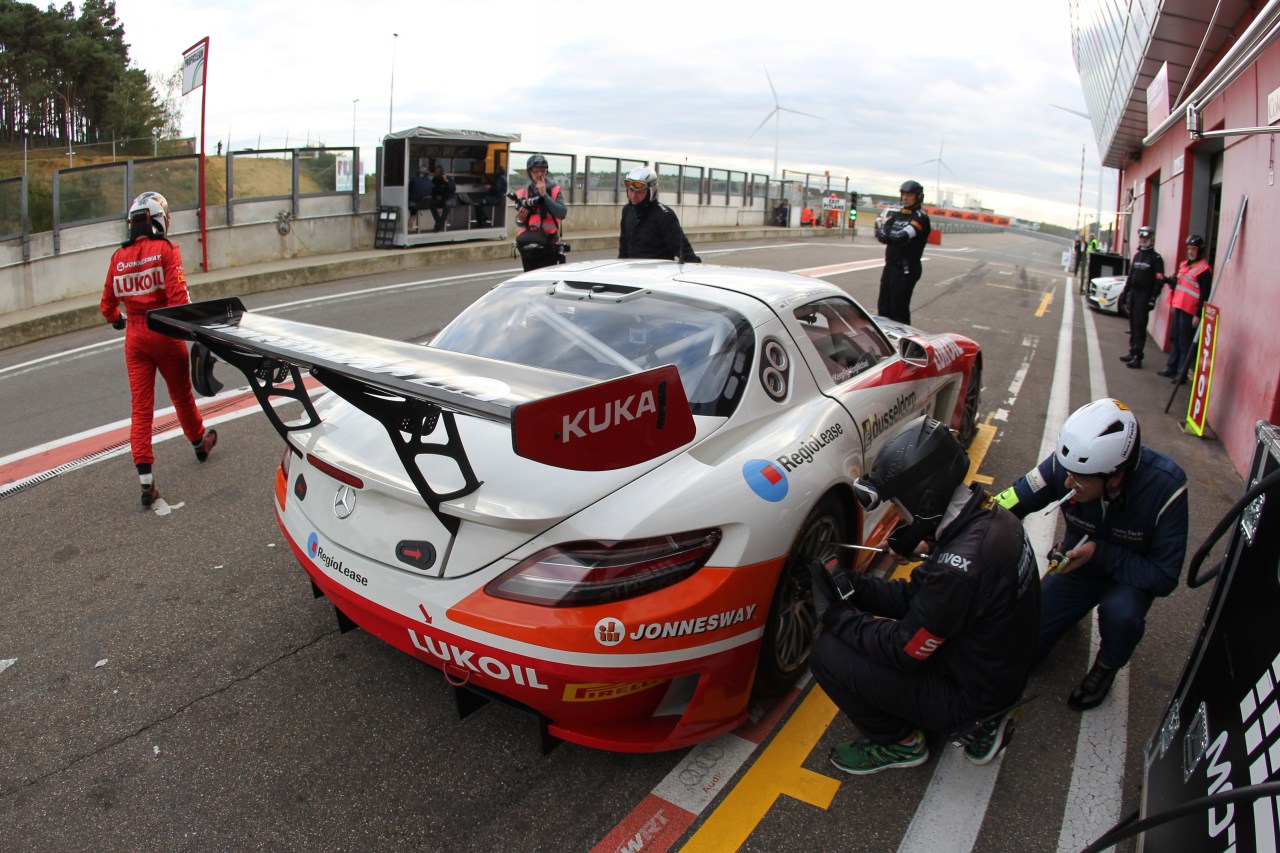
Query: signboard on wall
xmin=1146 ymin=62 xmax=1170 ymax=132
xmin=1186 ymin=303 xmax=1220 ymax=437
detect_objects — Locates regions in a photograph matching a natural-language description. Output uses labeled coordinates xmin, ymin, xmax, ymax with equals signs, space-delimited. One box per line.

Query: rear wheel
xmin=753 ymin=494 xmax=848 ymax=698
xmin=957 ymin=359 xmax=983 ymax=447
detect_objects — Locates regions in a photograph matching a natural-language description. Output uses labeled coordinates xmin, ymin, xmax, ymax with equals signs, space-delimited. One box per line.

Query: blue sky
xmin=111 ymin=0 xmax=1114 ymax=227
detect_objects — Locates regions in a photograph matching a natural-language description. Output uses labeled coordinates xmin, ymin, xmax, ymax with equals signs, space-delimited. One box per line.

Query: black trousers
xmin=810 ymin=632 xmax=976 ymax=744
xmin=1127 ymin=288 xmax=1152 ymax=358
xmin=877 ymin=263 xmax=920 ymax=325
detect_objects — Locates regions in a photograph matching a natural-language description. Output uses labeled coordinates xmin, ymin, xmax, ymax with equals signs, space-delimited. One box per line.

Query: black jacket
xmin=1123 ymin=246 xmax=1164 ymax=294
xmin=877 ymin=206 xmax=931 ymax=271
xmin=619 ymin=199 xmax=700 ymax=262
xmin=824 ymin=486 xmax=1040 ymax=714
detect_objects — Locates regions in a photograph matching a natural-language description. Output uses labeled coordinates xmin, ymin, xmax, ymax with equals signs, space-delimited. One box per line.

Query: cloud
xmin=111 ymin=0 xmax=1110 ymax=226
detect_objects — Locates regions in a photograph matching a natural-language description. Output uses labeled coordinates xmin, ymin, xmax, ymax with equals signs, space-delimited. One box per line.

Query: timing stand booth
xmin=380 ymin=127 xmax=519 ymax=248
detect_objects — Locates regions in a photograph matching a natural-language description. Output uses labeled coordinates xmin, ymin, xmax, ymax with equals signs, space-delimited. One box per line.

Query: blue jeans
xmin=1035 ymin=562 xmax=1155 ymax=669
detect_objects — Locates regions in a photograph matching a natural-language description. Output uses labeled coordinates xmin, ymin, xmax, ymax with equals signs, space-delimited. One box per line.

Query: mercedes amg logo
xmin=333 ymin=485 xmax=357 ymax=519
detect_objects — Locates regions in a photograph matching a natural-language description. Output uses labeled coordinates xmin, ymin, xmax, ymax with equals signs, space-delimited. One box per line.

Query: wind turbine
xmin=748 ymin=67 xmax=822 ymax=179
xmin=915 ymin=136 xmax=959 ymax=205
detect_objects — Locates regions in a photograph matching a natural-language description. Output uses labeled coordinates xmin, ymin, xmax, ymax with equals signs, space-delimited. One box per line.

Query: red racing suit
xmin=100 ymin=236 xmax=206 ymax=466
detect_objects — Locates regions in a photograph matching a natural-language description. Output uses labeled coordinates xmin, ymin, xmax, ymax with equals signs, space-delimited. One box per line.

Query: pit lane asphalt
xmin=0 ymin=233 xmax=1241 ymax=852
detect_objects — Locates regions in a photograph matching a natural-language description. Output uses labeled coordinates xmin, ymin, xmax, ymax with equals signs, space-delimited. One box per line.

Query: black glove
xmin=887 ymin=521 xmax=926 ymax=558
xmin=807 ymin=557 xmax=837 ymax=627
xmin=111 ymin=316 xmax=127 ymax=330
xmin=874 ymin=224 xmax=888 ymax=244
xmin=1147 ymin=297 xmax=1157 ymax=311
xmin=889 ymin=228 xmax=911 ymax=246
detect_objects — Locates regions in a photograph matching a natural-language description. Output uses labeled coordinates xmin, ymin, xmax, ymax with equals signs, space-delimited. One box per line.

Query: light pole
xmin=388 ymin=34 xmax=398 ymax=135
xmin=352 ymin=98 xmax=359 ymax=150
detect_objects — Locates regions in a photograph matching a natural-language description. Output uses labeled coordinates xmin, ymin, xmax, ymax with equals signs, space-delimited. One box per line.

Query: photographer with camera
xmin=809 ymin=417 xmax=1040 ymax=774
xmin=512 ymin=154 xmax=568 ymax=271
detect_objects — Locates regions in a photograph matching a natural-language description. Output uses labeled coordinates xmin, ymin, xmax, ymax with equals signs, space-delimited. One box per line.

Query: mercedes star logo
xmin=333 ymin=485 xmax=357 ymax=519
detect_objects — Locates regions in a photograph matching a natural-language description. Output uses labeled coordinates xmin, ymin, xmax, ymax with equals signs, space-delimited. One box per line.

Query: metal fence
xmin=2 ymin=144 xmax=858 ymax=266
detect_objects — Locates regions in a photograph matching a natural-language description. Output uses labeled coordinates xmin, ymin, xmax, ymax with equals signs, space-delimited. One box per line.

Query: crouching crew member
xmin=810 ymin=417 xmax=1040 ymax=774
xmin=995 ymin=398 xmax=1189 ymax=710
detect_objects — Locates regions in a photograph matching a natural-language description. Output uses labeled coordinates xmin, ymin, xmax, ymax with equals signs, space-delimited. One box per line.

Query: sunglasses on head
xmin=624 ymin=180 xmax=649 ymax=191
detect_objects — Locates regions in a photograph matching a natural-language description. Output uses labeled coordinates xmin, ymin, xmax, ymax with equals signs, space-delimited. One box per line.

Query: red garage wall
xmin=1121 ymin=37 xmax=1280 ymax=476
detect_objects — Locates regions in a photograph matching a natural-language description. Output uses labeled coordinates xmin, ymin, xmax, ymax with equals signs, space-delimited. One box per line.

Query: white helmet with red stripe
xmin=128 ymin=191 xmax=170 ymax=236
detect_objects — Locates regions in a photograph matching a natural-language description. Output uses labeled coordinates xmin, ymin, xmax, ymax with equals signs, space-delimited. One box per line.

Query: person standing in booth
xmin=100 ymin=192 xmax=218 ymax=508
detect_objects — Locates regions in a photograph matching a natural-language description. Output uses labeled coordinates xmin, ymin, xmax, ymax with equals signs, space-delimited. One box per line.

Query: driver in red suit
xmin=100 ymin=191 xmax=217 ymax=507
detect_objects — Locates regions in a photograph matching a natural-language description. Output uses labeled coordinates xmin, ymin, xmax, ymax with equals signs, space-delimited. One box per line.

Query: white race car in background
xmin=150 ymin=261 xmax=983 ymax=753
xmin=1086 ymin=274 xmax=1129 ymax=316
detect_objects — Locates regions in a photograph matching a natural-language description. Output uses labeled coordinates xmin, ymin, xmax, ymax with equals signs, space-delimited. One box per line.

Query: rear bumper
xmin=279 ymin=517 xmax=758 ymax=752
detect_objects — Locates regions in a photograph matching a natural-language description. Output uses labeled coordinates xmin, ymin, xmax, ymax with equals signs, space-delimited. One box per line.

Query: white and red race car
xmin=150 ymin=260 xmax=982 ymax=753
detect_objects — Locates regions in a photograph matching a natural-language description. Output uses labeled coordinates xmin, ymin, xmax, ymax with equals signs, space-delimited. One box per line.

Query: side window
xmin=793 ymin=297 xmax=895 ymax=383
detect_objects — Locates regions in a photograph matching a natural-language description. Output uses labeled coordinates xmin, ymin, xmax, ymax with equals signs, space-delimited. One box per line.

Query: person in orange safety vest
xmin=1157 ymin=235 xmax=1212 ymax=384
xmin=514 ymin=153 xmax=568 ymax=271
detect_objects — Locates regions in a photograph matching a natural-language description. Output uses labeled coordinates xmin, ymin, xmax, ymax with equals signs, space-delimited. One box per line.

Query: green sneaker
xmin=963 ymin=712 xmax=1016 ymax=765
xmin=830 ymin=731 xmax=928 ymax=775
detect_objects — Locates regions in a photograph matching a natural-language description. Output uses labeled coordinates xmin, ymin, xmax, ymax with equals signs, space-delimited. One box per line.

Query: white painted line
xmin=899 ymin=749 xmax=1006 ymax=853
xmin=898 ymin=278 xmax=1073 ymax=852
xmin=1055 ymin=297 xmax=1127 ymax=853
xmin=0 ymin=658 xmax=16 ymax=674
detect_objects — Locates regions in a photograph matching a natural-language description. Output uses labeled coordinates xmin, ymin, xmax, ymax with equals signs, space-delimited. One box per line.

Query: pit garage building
xmin=1070 ymin=0 xmax=1280 ymax=475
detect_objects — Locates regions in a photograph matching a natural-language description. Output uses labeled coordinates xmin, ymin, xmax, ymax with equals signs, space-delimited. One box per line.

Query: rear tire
xmin=957 ymin=359 xmax=983 ymax=448
xmin=753 ymin=494 xmax=848 ymax=698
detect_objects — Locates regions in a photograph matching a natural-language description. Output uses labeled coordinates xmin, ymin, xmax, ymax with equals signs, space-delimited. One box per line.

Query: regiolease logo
xmin=742 ymin=459 xmax=789 ymax=502
xmin=306 ymin=531 xmax=368 ymax=586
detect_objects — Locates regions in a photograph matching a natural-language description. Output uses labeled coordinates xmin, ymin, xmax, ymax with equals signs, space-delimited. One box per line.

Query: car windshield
xmin=432 ymin=281 xmax=755 ymax=418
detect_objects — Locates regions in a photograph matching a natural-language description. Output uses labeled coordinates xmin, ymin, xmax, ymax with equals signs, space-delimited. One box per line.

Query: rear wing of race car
xmin=148 ymin=298 xmax=695 ymax=520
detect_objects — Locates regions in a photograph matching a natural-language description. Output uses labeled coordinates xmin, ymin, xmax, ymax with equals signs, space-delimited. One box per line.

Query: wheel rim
xmin=772 ymin=512 xmax=842 ymax=674
xmin=960 ymin=362 xmax=982 ymax=446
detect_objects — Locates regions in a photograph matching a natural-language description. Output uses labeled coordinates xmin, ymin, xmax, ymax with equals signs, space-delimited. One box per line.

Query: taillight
xmin=487 ymin=528 xmax=722 ymax=607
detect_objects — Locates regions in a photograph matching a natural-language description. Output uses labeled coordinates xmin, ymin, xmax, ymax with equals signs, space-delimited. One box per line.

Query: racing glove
xmin=1147 ymin=296 xmax=1157 ymax=311
xmin=887 ymin=520 xmax=928 ymax=558
xmin=807 ymin=557 xmax=835 ymax=625
xmin=874 ymin=224 xmax=888 ymax=244
xmin=111 ymin=316 xmax=127 ymax=330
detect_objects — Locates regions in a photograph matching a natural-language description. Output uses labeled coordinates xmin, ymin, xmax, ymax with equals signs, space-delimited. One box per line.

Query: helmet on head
xmin=1186 ymin=234 xmax=1205 ymax=251
xmin=899 ymin=180 xmax=924 ymax=206
xmin=1138 ymin=225 xmax=1153 ymax=242
xmin=1055 ymin=398 xmax=1141 ymax=478
xmin=526 ymin=154 xmax=548 ymax=171
xmin=624 ymin=165 xmax=658 ymax=200
xmin=853 ymin=417 xmax=969 ymax=535
xmin=128 ymin=191 xmax=170 ymax=236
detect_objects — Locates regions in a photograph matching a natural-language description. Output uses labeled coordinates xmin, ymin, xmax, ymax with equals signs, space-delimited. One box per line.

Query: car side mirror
xmin=899 ymin=336 xmax=930 ymax=369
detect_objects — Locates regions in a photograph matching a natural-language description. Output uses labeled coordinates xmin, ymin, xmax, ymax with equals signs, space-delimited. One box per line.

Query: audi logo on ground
xmin=677 ymin=743 xmax=726 ymax=788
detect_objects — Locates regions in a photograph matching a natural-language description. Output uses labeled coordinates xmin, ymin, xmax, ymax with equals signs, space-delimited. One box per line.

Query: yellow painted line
xmin=681 ymin=420 xmax=1005 ymax=850
xmin=966 ymin=422 xmax=998 ymax=484
xmin=680 ymin=687 xmax=841 ymax=852
xmin=1035 ymin=290 xmax=1053 ymax=317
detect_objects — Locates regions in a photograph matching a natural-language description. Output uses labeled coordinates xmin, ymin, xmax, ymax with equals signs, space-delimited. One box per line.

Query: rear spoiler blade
xmin=148 ymin=298 xmax=695 ymax=513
